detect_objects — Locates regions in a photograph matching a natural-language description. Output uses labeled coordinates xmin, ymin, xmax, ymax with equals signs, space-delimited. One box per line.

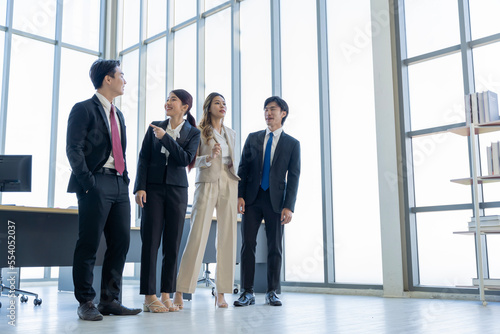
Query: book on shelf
xmin=468 ymin=220 xmax=500 ymax=228
xmin=486 ymin=90 xmax=500 ymax=123
xmin=491 ymin=141 xmax=500 ymax=175
xmin=464 ymin=91 xmax=500 ymax=125
xmin=470 ymin=215 xmax=500 ymax=222
xmin=487 ymin=145 xmax=493 ymax=175
xmin=478 ymin=92 xmax=486 ymax=124
xmin=468 ymin=215 xmax=500 ymax=229
xmin=471 ymin=92 xmax=479 ymax=124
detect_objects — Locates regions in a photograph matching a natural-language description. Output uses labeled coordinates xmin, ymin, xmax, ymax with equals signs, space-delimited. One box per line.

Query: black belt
xmin=95 ymin=167 xmax=122 ymax=176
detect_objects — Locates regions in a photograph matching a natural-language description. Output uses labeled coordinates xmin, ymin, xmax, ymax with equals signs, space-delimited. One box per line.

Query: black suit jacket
xmin=66 ymin=94 xmax=129 ymax=193
xmin=238 ymin=130 xmax=301 ymax=213
xmin=133 ymin=119 xmax=201 ymax=193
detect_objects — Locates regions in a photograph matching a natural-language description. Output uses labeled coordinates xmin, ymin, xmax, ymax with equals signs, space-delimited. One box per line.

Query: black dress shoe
xmin=233 ymin=291 xmax=255 ymax=307
xmin=265 ymin=291 xmax=282 ymax=306
xmin=78 ymin=301 xmax=103 ymax=321
xmin=97 ymin=299 xmax=142 ymax=315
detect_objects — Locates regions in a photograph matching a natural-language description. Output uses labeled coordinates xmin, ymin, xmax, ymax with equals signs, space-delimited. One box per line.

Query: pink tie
xmin=110 ymin=104 xmax=125 ymax=174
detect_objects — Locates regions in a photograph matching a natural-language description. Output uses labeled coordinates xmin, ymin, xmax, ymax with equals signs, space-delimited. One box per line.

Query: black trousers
xmin=140 ymin=183 xmax=187 ymax=295
xmin=240 ymin=188 xmax=284 ymax=292
xmin=73 ymin=173 xmax=131 ymax=304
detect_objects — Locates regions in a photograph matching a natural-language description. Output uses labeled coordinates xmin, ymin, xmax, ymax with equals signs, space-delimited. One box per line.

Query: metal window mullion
xmin=394 ymin=0 xmax=418 ymax=290
xmin=132 ymin=0 xmax=148 ymax=226
xmin=469 ymin=33 xmax=500 ymax=48
xmin=60 ymin=42 xmax=101 ymax=56
xmin=458 ymin=0 xmax=489 ymax=303
xmin=270 ymin=0 xmax=281 ymax=97
xmin=0 ymin=0 xmax=14 ymax=156
xmin=47 ymin=0 xmax=64 ymax=208
xmin=110 ymin=0 xmax=121 ymax=59
xmin=0 ymin=0 xmax=14 ymax=204
xmin=201 ymin=1 xmax=231 ymax=18
xmin=316 ymin=0 xmax=334 ymax=284
xmin=166 ymin=0 xmax=174 ymax=95
xmin=119 ymin=43 xmax=140 ymax=57
xmin=231 ymin=0 xmax=241 ymax=163
xmin=196 ymin=0 xmax=205 ymax=121
xmin=144 ymin=30 xmax=167 ymax=45
xmin=137 ymin=0 xmax=147 ymax=140
xmin=10 ymin=29 xmax=56 ymax=45
xmin=171 ymin=17 xmax=197 ymax=32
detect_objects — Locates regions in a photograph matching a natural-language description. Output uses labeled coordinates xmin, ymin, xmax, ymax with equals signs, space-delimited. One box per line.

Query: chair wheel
xmin=20 ymin=295 xmax=28 ymax=303
xmin=211 ymin=287 xmax=216 ymax=296
xmin=233 ymin=288 xmax=239 ymax=294
xmin=34 ymin=298 xmax=42 ymax=306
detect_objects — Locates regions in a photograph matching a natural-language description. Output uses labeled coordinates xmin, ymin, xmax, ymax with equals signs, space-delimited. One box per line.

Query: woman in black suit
xmin=134 ymin=89 xmax=200 ymax=313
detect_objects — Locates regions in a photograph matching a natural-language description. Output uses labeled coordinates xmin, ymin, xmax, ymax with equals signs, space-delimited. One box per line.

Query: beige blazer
xmin=195 ymin=125 xmax=240 ymax=183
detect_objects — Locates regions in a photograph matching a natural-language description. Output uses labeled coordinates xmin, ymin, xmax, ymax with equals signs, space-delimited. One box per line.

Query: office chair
xmin=197 ymin=263 xmax=217 ymax=296
xmin=0 ymin=272 xmax=42 ymax=308
xmin=196 ymin=263 xmax=240 ymax=296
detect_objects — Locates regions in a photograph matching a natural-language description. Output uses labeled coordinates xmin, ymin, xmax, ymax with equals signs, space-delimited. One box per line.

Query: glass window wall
xmin=61 ymin=0 xmax=100 ymax=51
xmin=12 ymin=0 xmax=56 ymax=40
xmin=327 ymin=0 xmax=382 ymax=284
xmin=205 ymin=8 xmax=232 ymax=127
xmin=399 ymin=0 xmax=500 ymax=292
xmin=3 ymin=36 xmax=53 ymax=207
xmin=280 ymin=0 xmax=324 ymax=283
xmin=54 ymin=49 xmax=97 ymax=209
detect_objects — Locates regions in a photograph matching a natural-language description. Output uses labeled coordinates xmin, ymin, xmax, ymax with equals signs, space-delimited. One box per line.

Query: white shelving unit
xmin=448 ymin=120 xmax=500 ymax=305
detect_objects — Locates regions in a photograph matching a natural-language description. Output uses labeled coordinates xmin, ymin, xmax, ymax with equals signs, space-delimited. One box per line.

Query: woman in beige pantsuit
xmin=173 ymin=92 xmax=240 ymax=308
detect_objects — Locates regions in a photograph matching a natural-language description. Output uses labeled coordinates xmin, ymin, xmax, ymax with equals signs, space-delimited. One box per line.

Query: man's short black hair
xmin=89 ymin=59 xmax=121 ymax=89
xmin=264 ymin=96 xmax=289 ymax=125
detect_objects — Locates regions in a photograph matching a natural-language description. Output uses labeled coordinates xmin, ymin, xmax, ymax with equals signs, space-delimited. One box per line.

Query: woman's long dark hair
xmin=170 ymin=89 xmax=197 ymax=171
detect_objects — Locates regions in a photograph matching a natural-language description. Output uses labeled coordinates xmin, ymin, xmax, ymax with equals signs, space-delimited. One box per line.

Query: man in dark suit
xmin=235 ymin=96 xmax=301 ymax=307
xmin=66 ymin=59 xmax=141 ymax=321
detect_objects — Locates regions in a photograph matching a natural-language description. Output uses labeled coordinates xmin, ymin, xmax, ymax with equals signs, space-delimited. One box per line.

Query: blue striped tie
xmin=261 ymin=133 xmax=273 ymax=191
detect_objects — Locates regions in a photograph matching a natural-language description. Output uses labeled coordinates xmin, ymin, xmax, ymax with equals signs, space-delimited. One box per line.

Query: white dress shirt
xmin=263 ymin=127 xmax=283 ymax=166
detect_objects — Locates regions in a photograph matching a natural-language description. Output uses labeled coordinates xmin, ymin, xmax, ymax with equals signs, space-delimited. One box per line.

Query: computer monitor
xmin=0 ymin=155 xmax=32 ymax=192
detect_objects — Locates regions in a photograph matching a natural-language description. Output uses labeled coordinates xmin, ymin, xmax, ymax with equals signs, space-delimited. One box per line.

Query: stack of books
xmin=465 ymin=91 xmax=499 ymax=124
xmin=486 ymin=142 xmax=500 ymax=175
xmin=468 ymin=215 xmax=500 ymax=230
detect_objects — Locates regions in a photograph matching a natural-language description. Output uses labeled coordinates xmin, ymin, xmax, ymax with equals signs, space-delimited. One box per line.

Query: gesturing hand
xmin=207 ymin=143 xmax=221 ymax=162
xmin=150 ymin=124 xmax=166 ymax=140
xmin=210 ymin=143 xmax=221 ymax=160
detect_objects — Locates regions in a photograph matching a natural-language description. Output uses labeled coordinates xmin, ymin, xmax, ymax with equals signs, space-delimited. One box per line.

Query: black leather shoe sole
xmin=78 ymin=312 xmax=104 ymax=321
xmin=98 ymin=302 xmax=142 ymax=316
xmin=77 ymin=307 xmax=103 ymax=321
xmin=265 ymin=296 xmax=282 ymax=306
xmin=98 ymin=307 xmax=142 ymax=316
xmin=233 ymin=298 xmax=255 ymax=307
xmin=266 ymin=300 xmax=282 ymax=306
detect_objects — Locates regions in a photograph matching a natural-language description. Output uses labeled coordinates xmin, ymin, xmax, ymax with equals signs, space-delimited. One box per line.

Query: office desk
xmin=0 ymin=205 xmax=271 ymax=300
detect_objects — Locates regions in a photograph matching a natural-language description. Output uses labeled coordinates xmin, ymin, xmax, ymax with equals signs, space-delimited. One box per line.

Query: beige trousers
xmin=176 ymin=167 xmax=238 ymax=294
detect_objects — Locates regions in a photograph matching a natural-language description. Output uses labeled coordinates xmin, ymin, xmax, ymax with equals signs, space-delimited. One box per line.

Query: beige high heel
xmin=173 ymin=292 xmax=184 ymax=310
xmin=143 ymin=299 xmax=169 ymax=313
xmin=215 ymin=294 xmax=228 ymax=308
